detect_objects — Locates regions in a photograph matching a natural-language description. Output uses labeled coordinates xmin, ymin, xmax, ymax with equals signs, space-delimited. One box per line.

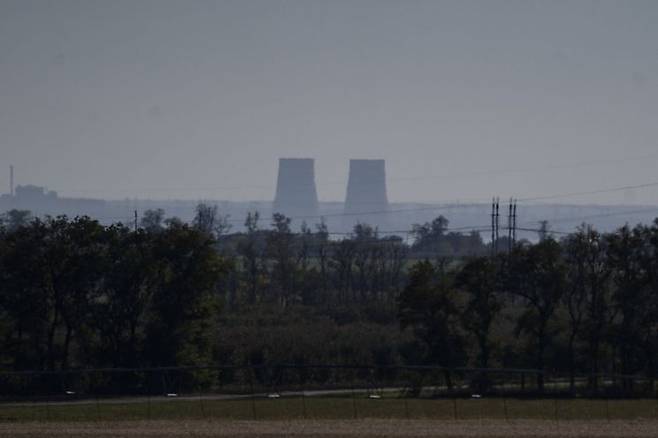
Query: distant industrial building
xmin=272 ymin=158 xmax=319 ymax=222
xmin=344 ymin=159 xmax=389 ymax=229
xmin=2 ymin=163 xmax=655 ymax=240
xmin=0 ymin=184 xmax=107 ymax=220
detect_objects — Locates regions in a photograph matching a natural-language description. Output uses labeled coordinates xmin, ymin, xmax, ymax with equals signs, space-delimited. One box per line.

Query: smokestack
xmin=273 ymin=158 xmax=319 ymax=221
xmin=344 ymin=159 xmax=388 ymax=228
xmin=9 ymin=165 xmax=14 ymax=197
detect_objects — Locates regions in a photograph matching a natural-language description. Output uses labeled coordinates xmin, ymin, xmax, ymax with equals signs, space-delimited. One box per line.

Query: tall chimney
xmin=9 ymin=165 xmax=14 ymax=197
xmin=273 ymin=158 xmax=319 ymax=221
xmin=344 ymin=159 xmax=388 ymax=228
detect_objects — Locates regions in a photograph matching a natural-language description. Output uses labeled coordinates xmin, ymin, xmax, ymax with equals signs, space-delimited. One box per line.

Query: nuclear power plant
xmin=2 ymin=161 xmax=653 ymax=239
xmin=344 ymin=159 xmax=389 ymax=227
xmin=273 ymin=158 xmax=319 ymax=220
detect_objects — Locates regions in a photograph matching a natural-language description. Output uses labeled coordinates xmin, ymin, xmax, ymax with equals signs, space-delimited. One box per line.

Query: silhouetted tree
xmin=562 ymin=227 xmax=591 ymax=393
xmin=605 ymin=225 xmax=650 ymax=384
xmin=92 ymin=225 xmax=155 ymax=367
xmin=237 ymin=211 xmax=263 ymax=305
xmin=508 ymin=239 xmax=566 ymax=390
xmin=0 ymin=218 xmax=50 ymax=369
xmin=566 ymin=225 xmax=612 ymax=389
xmin=398 ymin=261 xmax=465 ymax=369
xmin=331 ymin=239 xmax=356 ymax=304
xmin=267 ymin=213 xmax=296 ymax=306
xmin=141 ymin=209 xmax=165 ymax=232
xmin=2 ymin=209 xmax=32 ymax=231
xmin=411 ymin=215 xmax=449 ymax=252
xmin=144 ymin=222 xmax=227 ymax=367
xmin=193 ymin=203 xmax=232 ymax=237
xmin=456 ymin=257 xmax=503 ymax=370
xmin=315 ymin=219 xmax=330 ymax=300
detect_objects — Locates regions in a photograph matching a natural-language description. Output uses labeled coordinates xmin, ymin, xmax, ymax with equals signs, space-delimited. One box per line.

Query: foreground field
xmin=0 ymin=419 xmax=657 ymax=438
xmin=1 ymin=397 xmax=657 ymax=423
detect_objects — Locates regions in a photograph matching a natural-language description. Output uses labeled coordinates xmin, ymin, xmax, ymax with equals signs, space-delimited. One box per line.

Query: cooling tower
xmin=343 ymin=159 xmax=389 ymax=228
xmin=273 ymin=158 xmax=319 ymax=221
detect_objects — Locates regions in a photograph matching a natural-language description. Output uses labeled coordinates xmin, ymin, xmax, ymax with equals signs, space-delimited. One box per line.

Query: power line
xmin=271 ymin=179 xmax=658 ymax=223
xmin=515 ymin=227 xmax=571 ymax=236
xmin=15 ymin=177 xmax=658 ymax=236
xmin=518 ymin=181 xmax=658 ymax=203
xmin=325 ymin=224 xmax=491 ymax=236
xmin=44 ymin=199 xmax=658 ymax=232
xmin=218 ymin=203 xmax=489 ymax=224
xmin=517 ymin=206 xmax=658 ymax=227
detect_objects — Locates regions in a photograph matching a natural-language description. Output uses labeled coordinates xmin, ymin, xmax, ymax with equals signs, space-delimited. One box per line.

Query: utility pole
xmin=508 ymin=198 xmax=513 ymax=254
xmin=134 ymin=210 xmax=138 ymax=232
xmin=494 ymin=197 xmax=500 ymax=254
xmin=9 ymin=165 xmax=14 ymax=197
xmin=491 ymin=198 xmax=496 ymax=257
xmin=512 ymin=199 xmax=517 ymax=245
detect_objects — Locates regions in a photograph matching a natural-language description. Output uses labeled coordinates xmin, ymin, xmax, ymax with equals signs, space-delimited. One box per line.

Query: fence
xmin=0 ymin=365 xmax=656 ymax=422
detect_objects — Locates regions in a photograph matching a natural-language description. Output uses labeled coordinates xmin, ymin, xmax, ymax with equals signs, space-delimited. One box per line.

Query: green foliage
xmin=456 ymin=256 xmax=503 ymax=369
xmin=140 ymin=208 xmax=164 ymax=232
xmin=216 ymin=305 xmax=409 ymax=368
xmin=507 ymin=239 xmax=566 ymax=388
xmin=398 ymin=261 xmax=465 ymax=367
xmin=144 ymin=222 xmax=227 ymax=367
xmin=1 ymin=209 xmax=32 ymax=231
xmin=0 ymin=208 xmax=657 ymax=392
xmin=411 ymin=216 xmax=485 ymax=256
xmin=0 ymin=215 xmax=227 ymax=372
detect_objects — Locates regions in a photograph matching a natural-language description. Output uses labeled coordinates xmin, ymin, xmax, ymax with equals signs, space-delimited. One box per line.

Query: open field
xmin=1 ymin=397 xmax=656 ymax=423
xmin=0 ymin=419 xmax=657 ymax=438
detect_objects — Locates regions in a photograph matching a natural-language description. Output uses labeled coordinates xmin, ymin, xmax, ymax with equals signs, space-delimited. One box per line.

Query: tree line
xmin=400 ymin=225 xmax=658 ymax=391
xmin=0 ymin=206 xmax=656 ymax=394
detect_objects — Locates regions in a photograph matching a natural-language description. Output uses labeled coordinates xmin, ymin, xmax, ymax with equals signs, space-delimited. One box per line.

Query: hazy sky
xmin=1 ymin=0 xmax=657 ymax=204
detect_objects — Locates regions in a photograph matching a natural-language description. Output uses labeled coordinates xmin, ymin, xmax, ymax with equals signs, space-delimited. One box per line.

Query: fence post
xmin=301 ymin=369 xmax=307 ymax=420
xmin=249 ymin=367 xmax=257 ymax=420
xmin=198 ymin=375 xmax=207 ymax=420
xmin=95 ymin=390 xmax=102 ymax=422
xmin=351 ymin=376 xmax=358 ymax=420
xmin=654 ymin=377 xmax=658 ymax=419
xmin=45 ymin=396 xmax=51 ymax=422
xmin=45 ymin=373 xmax=53 ymax=422
xmin=444 ymin=369 xmax=453 ymax=393
xmin=24 ymin=374 xmax=38 ymax=422
xmin=402 ymin=369 xmax=410 ymax=419
xmin=161 ymin=369 xmax=167 ymax=396
xmin=551 ymin=375 xmax=559 ymax=423
xmin=146 ymin=370 xmax=152 ymax=420
xmin=502 ymin=380 xmax=509 ymax=422
xmin=31 ymin=394 xmax=39 ymax=423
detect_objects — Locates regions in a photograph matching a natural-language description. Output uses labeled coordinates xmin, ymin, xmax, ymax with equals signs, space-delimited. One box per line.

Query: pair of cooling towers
xmin=273 ymin=158 xmax=389 ymax=222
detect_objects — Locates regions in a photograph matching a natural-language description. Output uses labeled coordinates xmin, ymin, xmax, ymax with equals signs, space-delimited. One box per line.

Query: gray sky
xmin=1 ymin=0 xmax=657 ymax=204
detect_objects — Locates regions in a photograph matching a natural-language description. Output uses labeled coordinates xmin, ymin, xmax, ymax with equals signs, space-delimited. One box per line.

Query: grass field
xmin=1 ymin=419 xmax=657 ymax=438
xmin=1 ymin=396 xmax=656 ymax=423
